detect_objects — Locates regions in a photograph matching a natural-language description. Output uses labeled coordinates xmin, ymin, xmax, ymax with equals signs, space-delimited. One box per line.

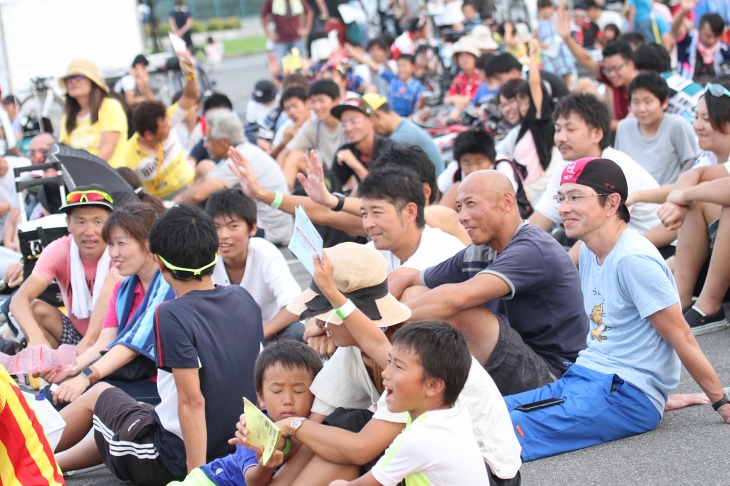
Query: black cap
xmin=560 ymin=157 xmax=630 ymax=221
xmin=253 ymin=80 xmax=277 ymax=104
xmin=330 ymin=98 xmax=375 ymax=119
xmin=59 ymin=184 xmax=115 ymax=214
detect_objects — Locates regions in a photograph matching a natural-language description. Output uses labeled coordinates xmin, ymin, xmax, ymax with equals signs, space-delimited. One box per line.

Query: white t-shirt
xmin=272 ymin=118 xmax=295 ymax=148
xmin=0 ymin=157 xmax=29 ymax=206
xmin=367 ymin=225 xmax=465 ymax=275
xmin=371 ymin=402 xmax=490 ymax=486
xmin=207 ymin=142 xmax=294 ymax=245
xmin=173 ymin=120 xmax=204 ymax=155
xmin=534 ymin=147 xmax=662 ymax=235
xmin=311 ymin=349 xmax=523 ymax=480
xmin=211 ymin=237 xmax=302 ymax=323
xmin=246 ymin=100 xmax=277 ymax=126
xmin=0 ymin=108 xmax=17 ymax=154
xmin=113 ymin=74 xmax=136 ymax=94
xmin=373 ymin=357 xmax=522 ymax=479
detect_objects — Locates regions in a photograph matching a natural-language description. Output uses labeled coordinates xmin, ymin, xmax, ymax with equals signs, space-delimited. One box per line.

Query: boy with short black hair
xmin=54 ymin=205 xmax=264 ymax=484
xmin=171 ymin=340 xmax=323 ymax=485
xmin=270 ymin=86 xmax=312 ymax=159
xmin=441 ymin=129 xmax=533 ymax=218
xmin=282 ymin=79 xmax=344 ymax=187
xmin=615 ymin=72 xmax=700 ymax=186
xmin=330 ymin=320 xmax=489 ymax=485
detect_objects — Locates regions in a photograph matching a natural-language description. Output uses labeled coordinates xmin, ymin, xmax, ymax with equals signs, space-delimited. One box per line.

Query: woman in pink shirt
xmin=41 ymin=203 xmax=174 ymax=408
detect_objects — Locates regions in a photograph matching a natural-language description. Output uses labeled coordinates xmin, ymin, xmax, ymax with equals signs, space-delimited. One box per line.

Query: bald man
xmin=390 ymin=171 xmax=589 ymax=396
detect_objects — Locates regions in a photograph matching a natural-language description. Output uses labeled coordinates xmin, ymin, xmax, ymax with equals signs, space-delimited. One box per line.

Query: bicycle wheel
xmin=19 ymin=92 xmax=64 ymax=138
xmin=412 ymin=106 xmax=451 ymax=129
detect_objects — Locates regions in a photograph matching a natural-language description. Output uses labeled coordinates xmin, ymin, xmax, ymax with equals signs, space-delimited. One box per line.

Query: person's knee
xmin=195 ymin=160 xmax=216 ymax=180
xmin=80 ymin=383 xmax=114 ymax=410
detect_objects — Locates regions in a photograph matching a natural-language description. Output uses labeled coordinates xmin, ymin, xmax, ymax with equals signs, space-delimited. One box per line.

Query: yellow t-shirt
xmin=123 ymin=103 xmax=194 ymax=199
xmin=59 ymin=97 xmax=128 ymax=168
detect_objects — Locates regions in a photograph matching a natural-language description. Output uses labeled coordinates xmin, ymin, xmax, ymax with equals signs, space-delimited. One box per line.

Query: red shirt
xmin=260 ymin=0 xmax=312 ymax=43
xmin=447 ymin=70 xmax=481 ymax=97
xmin=598 ymin=66 xmax=630 ymax=121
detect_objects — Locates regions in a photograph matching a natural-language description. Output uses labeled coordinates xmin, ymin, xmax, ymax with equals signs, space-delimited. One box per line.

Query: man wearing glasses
xmin=505 ymin=157 xmax=730 ymax=462
xmin=557 ymin=9 xmax=638 ymax=132
xmin=9 ymin=185 xmax=115 ymax=353
xmin=528 ymin=94 xmax=664 ymax=264
xmin=328 ymin=99 xmax=398 ymax=190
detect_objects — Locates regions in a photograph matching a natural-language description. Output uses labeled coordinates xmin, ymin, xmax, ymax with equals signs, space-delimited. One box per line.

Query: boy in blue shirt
xmin=170 ymin=340 xmax=323 ymax=485
xmin=346 ymin=46 xmax=423 ymax=117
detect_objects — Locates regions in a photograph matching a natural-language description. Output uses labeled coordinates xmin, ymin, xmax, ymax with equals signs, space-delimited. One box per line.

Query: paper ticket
xmin=243 ymin=396 xmax=282 ymax=466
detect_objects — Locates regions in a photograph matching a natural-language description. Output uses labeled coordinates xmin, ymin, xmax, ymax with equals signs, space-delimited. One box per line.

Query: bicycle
xmin=18 ymin=76 xmax=64 ymax=142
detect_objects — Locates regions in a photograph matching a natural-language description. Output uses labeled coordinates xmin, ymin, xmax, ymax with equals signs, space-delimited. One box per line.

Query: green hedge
xmin=160 ymin=17 xmax=242 ymax=35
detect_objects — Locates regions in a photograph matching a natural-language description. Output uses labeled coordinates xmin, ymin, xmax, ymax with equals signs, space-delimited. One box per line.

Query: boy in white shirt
xmin=329 ymin=321 xmax=489 ymax=486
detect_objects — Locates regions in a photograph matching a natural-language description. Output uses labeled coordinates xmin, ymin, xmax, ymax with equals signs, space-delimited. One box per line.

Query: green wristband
xmin=281 ymin=438 xmax=291 ymax=455
xmin=271 ymin=191 xmax=284 ymax=209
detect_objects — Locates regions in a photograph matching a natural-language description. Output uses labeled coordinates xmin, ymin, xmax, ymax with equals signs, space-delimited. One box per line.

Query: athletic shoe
xmin=684 ymin=306 xmax=729 ymax=336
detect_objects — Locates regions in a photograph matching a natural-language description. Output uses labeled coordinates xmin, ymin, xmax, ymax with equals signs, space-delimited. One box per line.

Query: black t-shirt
xmin=152 ymin=285 xmax=263 ymax=474
xmin=330 ymin=135 xmax=399 ymax=185
xmin=537 ymin=70 xmax=570 ymax=103
xmin=170 ymin=7 xmax=191 ymax=29
xmin=580 ymin=22 xmax=601 ymax=49
xmin=324 ymin=0 xmax=347 ymax=21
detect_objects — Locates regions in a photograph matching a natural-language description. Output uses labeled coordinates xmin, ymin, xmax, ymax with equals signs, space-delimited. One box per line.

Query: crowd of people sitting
xmin=3 ymin=0 xmax=730 ymax=484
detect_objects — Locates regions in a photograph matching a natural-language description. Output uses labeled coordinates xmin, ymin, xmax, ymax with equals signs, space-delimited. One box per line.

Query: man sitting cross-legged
xmin=390 ymin=170 xmax=589 ymax=396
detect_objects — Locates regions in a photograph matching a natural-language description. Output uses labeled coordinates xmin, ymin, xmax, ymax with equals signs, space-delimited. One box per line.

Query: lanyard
xmin=153 ymin=143 xmax=164 ymax=189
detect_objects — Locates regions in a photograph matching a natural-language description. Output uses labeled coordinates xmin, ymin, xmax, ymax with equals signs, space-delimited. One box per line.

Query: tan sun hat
xmin=452 ymin=36 xmax=481 ymax=59
xmin=469 ymin=25 xmax=499 ymax=51
xmin=58 ymin=59 xmax=109 ymax=93
xmin=286 ymin=242 xmax=412 ymax=327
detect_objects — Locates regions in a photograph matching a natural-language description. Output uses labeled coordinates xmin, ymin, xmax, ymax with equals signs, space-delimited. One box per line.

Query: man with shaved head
xmin=390 ymin=170 xmax=589 ymax=395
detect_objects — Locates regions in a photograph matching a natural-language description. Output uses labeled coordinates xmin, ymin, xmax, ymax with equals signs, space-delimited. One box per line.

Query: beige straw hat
xmin=58 ymin=59 xmax=109 ymax=93
xmin=286 ymin=242 xmax=412 ymax=326
xmin=452 ymin=36 xmax=481 ymax=59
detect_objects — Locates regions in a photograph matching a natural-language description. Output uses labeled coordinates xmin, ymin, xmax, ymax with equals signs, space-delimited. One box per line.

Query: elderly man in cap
xmin=329 ymin=98 xmax=399 ymax=189
xmin=504 ymin=158 xmax=730 ymax=462
xmin=9 ymin=184 xmax=116 ymax=352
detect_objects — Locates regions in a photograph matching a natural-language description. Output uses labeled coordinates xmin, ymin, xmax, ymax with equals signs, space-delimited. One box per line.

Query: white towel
xmin=69 ymin=239 xmax=111 ymax=319
xmin=272 ymin=0 xmax=304 ymax=17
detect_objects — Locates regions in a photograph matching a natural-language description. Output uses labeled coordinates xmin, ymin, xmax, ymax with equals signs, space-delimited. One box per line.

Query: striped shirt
xmin=0 ymin=365 xmax=65 ymax=486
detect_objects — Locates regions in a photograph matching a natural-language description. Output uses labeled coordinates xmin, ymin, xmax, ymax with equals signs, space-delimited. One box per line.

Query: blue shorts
xmin=504 ymin=364 xmax=661 ymax=462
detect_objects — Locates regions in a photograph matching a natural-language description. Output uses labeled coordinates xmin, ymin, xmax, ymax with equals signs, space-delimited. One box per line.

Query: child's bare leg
xmin=290 ymin=454 xmax=360 ymax=486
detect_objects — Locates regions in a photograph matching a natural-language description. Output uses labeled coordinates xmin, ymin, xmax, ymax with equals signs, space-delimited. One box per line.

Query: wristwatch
xmin=712 ymin=393 xmax=730 ymax=411
xmin=290 ymin=417 xmax=308 ymax=439
xmin=81 ymin=366 xmax=98 ymax=385
xmin=331 ymin=192 xmax=346 ymax=212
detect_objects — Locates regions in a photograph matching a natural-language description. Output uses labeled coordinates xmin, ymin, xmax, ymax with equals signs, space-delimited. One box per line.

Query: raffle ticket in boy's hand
xmin=243 ymin=397 xmax=282 ymax=466
xmin=288 ymin=206 xmax=324 ymax=276
xmin=0 ymin=344 xmax=76 ymax=375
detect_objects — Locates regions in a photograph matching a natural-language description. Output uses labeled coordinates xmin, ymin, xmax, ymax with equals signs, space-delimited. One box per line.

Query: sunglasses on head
xmin=66 ymin=190 xmax=114 ymax=204
xmin=706 ymin=83 xmax=730 ymax=99
xmin=64 ymin=74 xmax=86 ymax=84
xmin=158 ymin=254 xmax=218 ymax=277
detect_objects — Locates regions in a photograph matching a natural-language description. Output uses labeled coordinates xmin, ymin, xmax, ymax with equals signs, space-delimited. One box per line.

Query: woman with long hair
xmin=58 ymin=59 xmax=128 ymax=167
xmin=42 ymin=203 xmax=174 ymax=408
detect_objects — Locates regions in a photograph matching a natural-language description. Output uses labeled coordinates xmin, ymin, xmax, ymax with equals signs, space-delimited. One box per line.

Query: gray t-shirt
xmin=286 ymin=118 xmax=345 ymax=169
xmin=390 ymin=119 xmax=445 ymax=175
xmin=207 ymin=143 xmax=293 ymax=245
xmin=614 ymin=114 xmax=700 ymax=186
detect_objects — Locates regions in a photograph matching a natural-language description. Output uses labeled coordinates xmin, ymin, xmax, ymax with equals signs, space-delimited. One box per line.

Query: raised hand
xmin=297 ymin=150 xmax=338 ymax=208
xmin=556 ymin=8 xmax=572 ymax=40
xmin=228 ymin=147 xmax=264 ymax=200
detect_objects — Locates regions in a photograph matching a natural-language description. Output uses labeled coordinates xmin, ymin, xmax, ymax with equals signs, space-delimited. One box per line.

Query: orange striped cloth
xmin=0 ymin=365 xmax=65 ymax=485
